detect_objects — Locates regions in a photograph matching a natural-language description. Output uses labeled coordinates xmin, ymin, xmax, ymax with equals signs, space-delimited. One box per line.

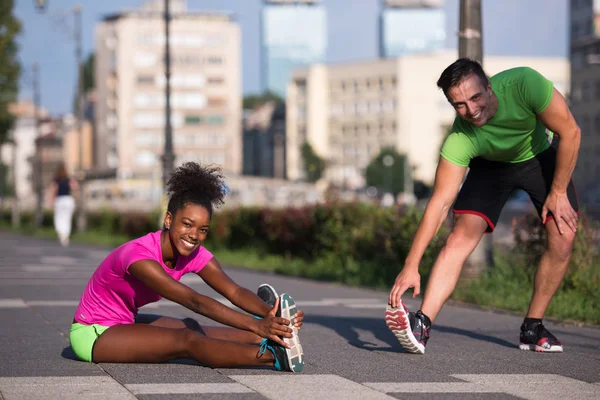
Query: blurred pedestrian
xmin=69 ymin=162 xmax=304 ymax=372
xmin=48 ymin=163 xmax=78 ymax=247
xmin=386 ymin=59 xmax=580 ymax=354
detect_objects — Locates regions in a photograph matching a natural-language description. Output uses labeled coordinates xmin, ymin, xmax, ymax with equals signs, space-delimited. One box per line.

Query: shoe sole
xmin=257 ymin=283 xmax=279 ymax=310
xmin=519 ymin=343 xmax=563 ymax=353
xmin=279 ymin=293 xmax=304 ymax=372
xmin=385 ymin=303 xmax=425 ymax=355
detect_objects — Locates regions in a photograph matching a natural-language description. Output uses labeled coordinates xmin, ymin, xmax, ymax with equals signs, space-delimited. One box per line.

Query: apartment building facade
xmin=94 ymin=0 xmax=241 ymax=196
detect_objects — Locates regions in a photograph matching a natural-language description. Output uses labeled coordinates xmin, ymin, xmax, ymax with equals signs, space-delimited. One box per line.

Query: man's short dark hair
xmin=436 ymin=58 xmax=489 ymax=97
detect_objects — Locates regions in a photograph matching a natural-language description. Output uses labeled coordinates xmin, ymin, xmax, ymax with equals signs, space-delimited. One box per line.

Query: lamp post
xmin=73 ymin=4 xmax=87 ymax=232
xmin=459 ymin=0 xmax=492 ymax=276
xmin=32 ymin=62 xmax=44 ymax=229
xmin=161 ymin=0 xmax=175 ymax=188
xmin=458 ymin=0 xmax=483 ymax=64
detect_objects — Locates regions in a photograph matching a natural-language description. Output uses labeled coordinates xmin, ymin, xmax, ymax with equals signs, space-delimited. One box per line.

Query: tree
xmin=243 ymin=91 xmax=284 ymax=110
xmin=365 ymin=147 xmax=406 ymax=196
xmin=82 ymin=53 xmax=95 ymax=93
xmin=0 ymin=0 xmax=22 ymax=144
xmin=301 ymin=142 xmax=325 ymax=183
xmin=73 ymin=53 xmax=94 ymax=113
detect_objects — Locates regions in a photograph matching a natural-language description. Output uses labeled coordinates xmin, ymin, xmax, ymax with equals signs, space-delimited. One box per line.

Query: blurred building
xmin=570 ymin=0 xmax=600 ymax=207
xmin=286 ymin=51 xmax=569 ymax=187
xmin=261 ymin=0 xmax=327 ymax=97
xmin=62 ymin=92 xmax=95 ymax=177
xmin=242 ymin=101 xmax=286 ymax=179
xmin=379 ymin=0 xmax=446 ymax=58
xmin=0 ymin=101 xmax=49 ymax=210
xmin=94 ymin=0 xmax=242 ymax=193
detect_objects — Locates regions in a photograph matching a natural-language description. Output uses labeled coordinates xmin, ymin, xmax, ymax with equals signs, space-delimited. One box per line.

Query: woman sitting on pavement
xmin=70 ymin=162 xmax=305 ymax=372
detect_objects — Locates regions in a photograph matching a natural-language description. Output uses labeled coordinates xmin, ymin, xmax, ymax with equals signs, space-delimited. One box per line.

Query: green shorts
xmin=70 ymin=322 xmax=110 ymax=362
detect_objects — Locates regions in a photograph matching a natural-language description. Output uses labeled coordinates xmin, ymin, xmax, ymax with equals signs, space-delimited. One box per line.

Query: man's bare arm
xmin=537 ymin=88 xmax=581 ymax=233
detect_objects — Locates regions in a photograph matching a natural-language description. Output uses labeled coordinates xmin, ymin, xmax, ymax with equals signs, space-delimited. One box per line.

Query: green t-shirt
xmin=440 ymin=67 xmax=554 ymax=167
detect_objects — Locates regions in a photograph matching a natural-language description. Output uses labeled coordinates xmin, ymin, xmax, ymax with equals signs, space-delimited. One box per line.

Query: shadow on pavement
xmin=306 ymin=314 xmax=516 ymax=352
xmin=61 ymin=346 xmax=78 ymax=361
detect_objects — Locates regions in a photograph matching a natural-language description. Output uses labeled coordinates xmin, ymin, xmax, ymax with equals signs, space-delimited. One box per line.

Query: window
xmin=134 ymin=53 xmax=157 ymax=68
xmin=135 ymin=133 xmax=162 ymax=146
xmin=135 ymin=151 xmax=158 ymax=167
xmin=183 ymin=115 xmax=224 ymax=125
xmin=173 ymin=94 xmax=207 ymax=109
xmin=208 ymin=97 xmax=226 ymax=107
xmin=185 ymin=115 xmax=202 ymax=125
xmin=206 ymin=56 xmax=223 ymax=65
xmin=137 ymin=75 xmax=154 ymax=85
xmin=207 ymin=77 xmax=224 ymax=85
xmin=135 ymin=113 xmax=162 ymax=128
xmin=204 ymin=115 xmax=224 ymax=125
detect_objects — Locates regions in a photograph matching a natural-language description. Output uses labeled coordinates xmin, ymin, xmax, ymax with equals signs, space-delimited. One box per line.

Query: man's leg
xmin=518 ymin=219 xmax=575 ymax=352
xmin=420 ymin=213 xmax=489 ymax=322
xmin=526 ymin=220 xmax=576 ymax=318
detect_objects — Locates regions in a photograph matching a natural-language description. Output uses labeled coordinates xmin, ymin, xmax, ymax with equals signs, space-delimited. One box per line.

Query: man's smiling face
xmin=447 ymin=73 xmax=496 ymax=127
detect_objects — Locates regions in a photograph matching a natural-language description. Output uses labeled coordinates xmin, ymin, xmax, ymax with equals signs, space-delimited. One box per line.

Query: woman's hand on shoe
xmin=254 ymin=297 xmax=293 ymax=348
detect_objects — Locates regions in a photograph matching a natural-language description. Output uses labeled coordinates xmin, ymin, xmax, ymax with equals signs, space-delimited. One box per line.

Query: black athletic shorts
xmin=453 ymin=146 xmax=579 ymax=233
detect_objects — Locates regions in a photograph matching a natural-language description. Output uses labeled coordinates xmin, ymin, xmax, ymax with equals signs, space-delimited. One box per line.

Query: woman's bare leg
xmin=92 ymin=323 xmax=273 ymax=367
xmin=135 ymin=314 xmax=263 ymax=344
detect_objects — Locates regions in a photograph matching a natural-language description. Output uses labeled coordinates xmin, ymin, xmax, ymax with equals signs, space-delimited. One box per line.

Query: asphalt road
xmin=0 ymin=231 xmax=599 ymax=399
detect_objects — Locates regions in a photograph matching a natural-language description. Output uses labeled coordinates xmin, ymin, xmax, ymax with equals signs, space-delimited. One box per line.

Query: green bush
xmin=207 ymin=202 xmax=449 ymax=289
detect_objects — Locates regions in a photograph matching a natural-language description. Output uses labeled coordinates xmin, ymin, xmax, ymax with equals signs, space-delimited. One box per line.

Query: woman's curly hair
xmin=165 ymin=162 xmax=226 ymax=216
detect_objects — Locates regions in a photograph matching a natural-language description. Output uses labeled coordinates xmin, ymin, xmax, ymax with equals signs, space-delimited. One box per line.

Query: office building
xmin=379 ymin=0 xmax=446 ymax=58
xmin=0 ymin=102 xmax=46 ymax=210
xmin=261 ymin=0 xmax=327 ymax=97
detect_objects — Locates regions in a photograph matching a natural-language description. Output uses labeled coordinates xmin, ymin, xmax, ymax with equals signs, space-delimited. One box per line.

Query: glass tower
xmin=379 ymin=0 xmax=446 ymax=58
xmin=261 ymin=0 xmax=327 ymax=97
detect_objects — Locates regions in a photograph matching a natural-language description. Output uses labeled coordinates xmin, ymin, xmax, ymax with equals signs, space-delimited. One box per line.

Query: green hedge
xmin=206 ymin=203 xmax=449 ymax=288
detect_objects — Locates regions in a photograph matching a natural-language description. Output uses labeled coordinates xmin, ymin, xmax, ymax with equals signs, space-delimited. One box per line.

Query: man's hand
xmin=388 ymin=267 xmax=421 ymax=308
xmin=293 ymin=309 xmax=304 ymax=330
xmin=252 ymin=297 xmax=293 ymax=348
xmin=542 ymin=189 xmax=577 ymax=235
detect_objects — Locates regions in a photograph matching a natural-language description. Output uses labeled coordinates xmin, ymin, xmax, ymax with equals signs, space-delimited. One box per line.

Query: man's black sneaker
xmin=257 ymin=283 xmax=279 ymax=309
xmin=519 ymin=321 xmax=563 ymax=352
xmin=385 ymin=302 xmax=431 ymax=354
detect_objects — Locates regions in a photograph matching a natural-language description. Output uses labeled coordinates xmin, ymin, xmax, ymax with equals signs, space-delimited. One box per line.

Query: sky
xmin=14 ymin=0 xmax=568 ymax=115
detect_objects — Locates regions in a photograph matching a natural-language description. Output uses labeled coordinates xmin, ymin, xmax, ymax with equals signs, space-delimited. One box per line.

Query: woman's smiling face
xmin=164 ymin=203 xmax=210 ymax=257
